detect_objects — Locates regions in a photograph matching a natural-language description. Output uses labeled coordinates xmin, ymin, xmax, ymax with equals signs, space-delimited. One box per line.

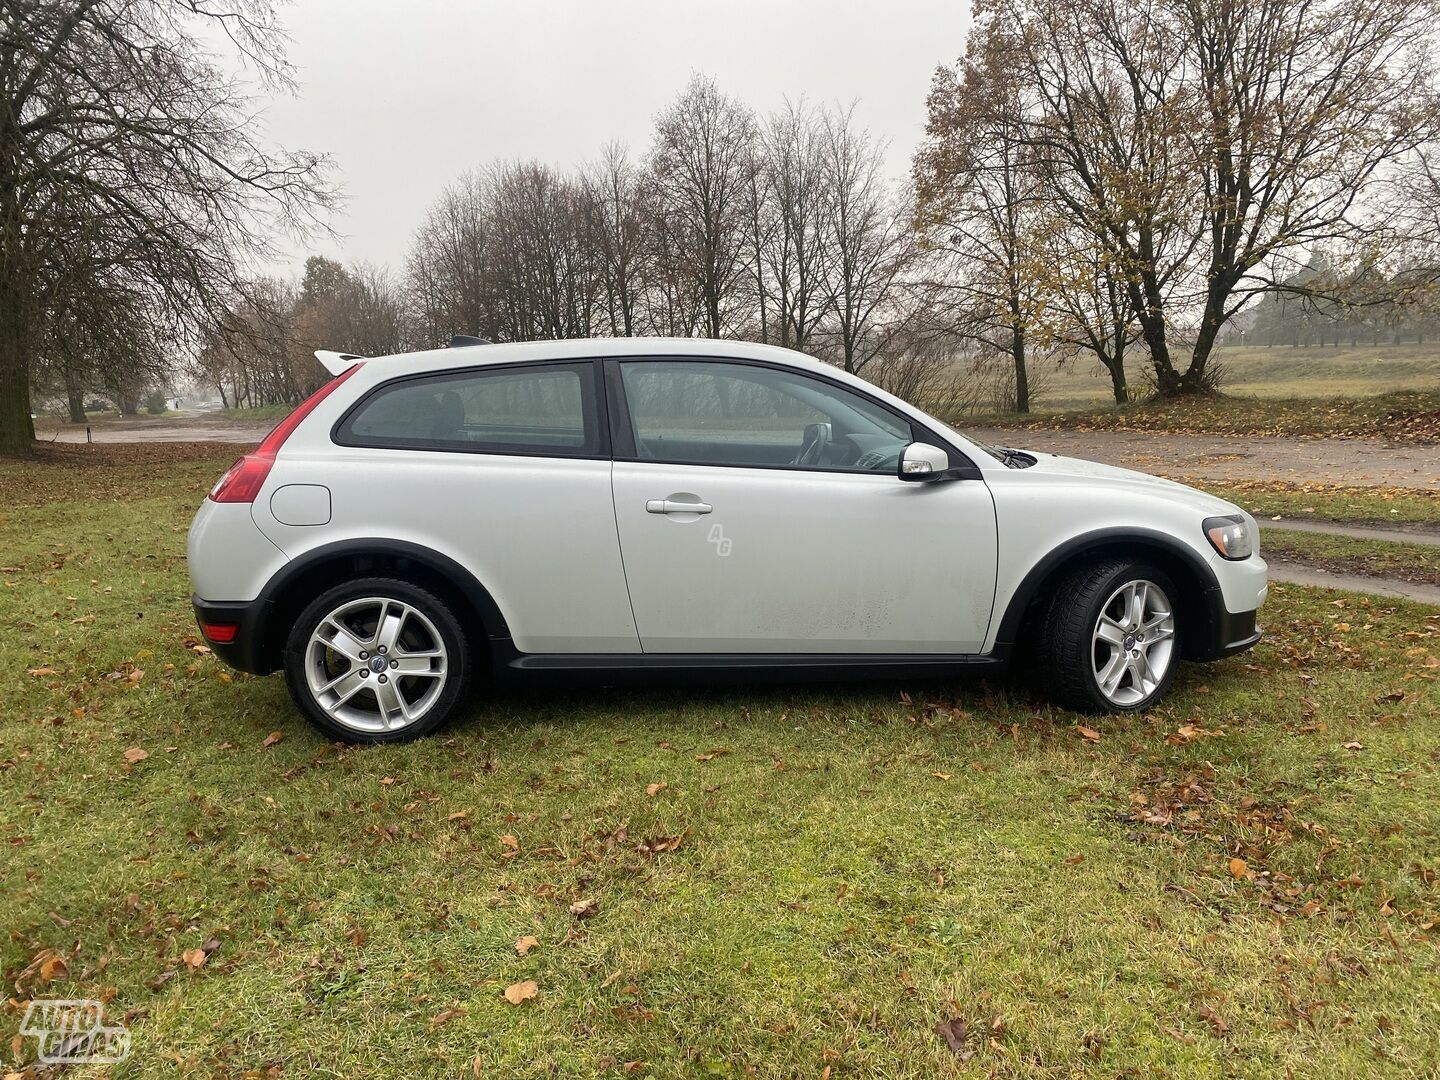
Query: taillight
xmin=209 ymin=365 xmax=360 ymax=503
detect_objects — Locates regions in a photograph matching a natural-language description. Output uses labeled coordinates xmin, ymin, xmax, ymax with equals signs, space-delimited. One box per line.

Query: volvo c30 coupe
xmin=188 ymin=338 xmax=1267 ymax=743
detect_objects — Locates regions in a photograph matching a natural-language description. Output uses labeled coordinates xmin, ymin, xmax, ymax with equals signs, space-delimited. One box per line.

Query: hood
xmin=1004 ymin=449 xmax=1248 ymax=517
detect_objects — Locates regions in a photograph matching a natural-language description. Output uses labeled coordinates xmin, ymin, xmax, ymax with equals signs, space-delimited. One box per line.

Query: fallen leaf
xmin=1196 ymin=1005 xmax=1228 ymax=1036
xmin=262 ymin=730 xmax=284 ymax=748
xmin=569 ymin=897 xmax=599 ymax=918
xmin=39 ymin=956 xmax=68 ymax=984
xmin=503 ymin=979 xmax=538 ymax=1005
xmin=122 ymin=746 xmax=149 ymax=764
xmin=182 ymin=948 xmax=209 ymax=970
xmin=1228 ymin=858 xmax=1249 ymax=879
xmin=1342 ymin=741 xmax=1365 ymax=751
xmin=499 ymin=834 xmax=520 ymax=851
xmin=515 ymin=935 xmax=539 ymax=955
xmin=431 ymin=1007 xmax=464 ymax=1026
xmin=935 ymin=1017 xmax=972 ymax=1057
xmin=1075 ymin=725 xmax=1101 ymax=742
xmin=646 ymin=782 xmax=667 ymax=797
xmin=27 ymin=666 xmax=55 ymax=677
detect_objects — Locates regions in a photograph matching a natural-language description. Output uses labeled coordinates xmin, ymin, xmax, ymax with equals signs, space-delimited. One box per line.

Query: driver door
xmin=607 ymin=358 xmax=998 ymax=653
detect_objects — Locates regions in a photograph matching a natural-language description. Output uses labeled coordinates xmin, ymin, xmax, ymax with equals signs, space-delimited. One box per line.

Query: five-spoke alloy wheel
xmin=284 ymin=578 xmax=470 ymax=742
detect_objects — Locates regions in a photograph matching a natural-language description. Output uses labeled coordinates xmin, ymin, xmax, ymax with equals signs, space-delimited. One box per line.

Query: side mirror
xmin=898 ymin=442 xmax=951 ymax=482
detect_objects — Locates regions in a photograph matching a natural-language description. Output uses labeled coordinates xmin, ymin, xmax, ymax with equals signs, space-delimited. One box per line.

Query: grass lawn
xmin=1263 ymin=530 xmax=1440 ymax=588
xmin=1164 ymin=478 xmax=1440 ymax=527
xmin=3 ymin=446 xmax=1439 ymax=1078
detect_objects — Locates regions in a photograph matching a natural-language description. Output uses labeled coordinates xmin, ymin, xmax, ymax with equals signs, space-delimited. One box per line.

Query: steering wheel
xmin=792 ymin=422 xmax=832 ymax=466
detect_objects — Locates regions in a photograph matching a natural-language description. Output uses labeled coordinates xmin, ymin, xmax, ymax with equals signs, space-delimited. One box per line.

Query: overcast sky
xmin=255 ymin=0 xmax=971 ymax=274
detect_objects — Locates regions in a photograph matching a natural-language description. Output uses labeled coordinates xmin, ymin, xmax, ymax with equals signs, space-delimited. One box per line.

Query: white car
xmin=188 ymin=338 xmax=1267 ymax=743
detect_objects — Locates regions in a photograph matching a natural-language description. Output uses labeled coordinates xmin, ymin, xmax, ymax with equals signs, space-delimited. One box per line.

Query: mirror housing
xmin=898 ymin=442 xmax=952 ymax=482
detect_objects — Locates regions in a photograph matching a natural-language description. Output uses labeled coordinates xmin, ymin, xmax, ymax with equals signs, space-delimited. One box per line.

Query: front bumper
xmin=192 ymin=595 xmax=274 ymax=675
xmin=1201 ymin=606 xmax=1261 ymax=660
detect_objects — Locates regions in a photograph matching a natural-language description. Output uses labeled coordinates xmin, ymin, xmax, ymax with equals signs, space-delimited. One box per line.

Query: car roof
xmin=353 ymin=338 xmax=836 ymax=378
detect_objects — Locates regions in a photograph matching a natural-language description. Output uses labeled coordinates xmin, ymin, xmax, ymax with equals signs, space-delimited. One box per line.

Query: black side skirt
xmin=495 ymin=650 xmax=1004 ymax=687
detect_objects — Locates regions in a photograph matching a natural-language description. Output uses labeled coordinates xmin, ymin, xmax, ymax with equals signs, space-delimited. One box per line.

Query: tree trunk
xmin=0 ymin=279 xmax=35 ymax=456
xmin=1011 ymin=329 xmax=1029 ymax=414
xmin=67 ymin=385 xmax=85 ymax=423
xmin=1107 ymin=339 xmax=1128 ymax=405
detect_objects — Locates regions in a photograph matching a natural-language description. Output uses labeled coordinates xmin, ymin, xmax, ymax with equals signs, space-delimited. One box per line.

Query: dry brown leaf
xmin=38 ymin=956 xmax=68 ymax=984
xmin=515 ymin=935 xmax=539 ymax=955
xmin=646 ymin=782 xmax=667 ymax=797
xmin=182 ymin=948 xmax=209 ymax=969
xmin=1228 ymin=858 xmax=1249 ymax=879
xmin=122 ymin=746 xmax=149 ymax=764
xmin=27 ymin=666 xmax=55 ymax=677
xmin=262 ymin=730 xmax=284 ymax=748
xmin=935 ymin=1017 xmax=972 ymax=1058
xmin=1075 ymin=725 xmax=1101 ymax=742
xmin=503 ymin=979 xmax=538 ymax=1005
xmin=499 ymin=834 xmax=520 ymax=850
xmin=569 ymin=897 xmax=599 ymax=918
xmin=431 ymin=1007 xmax=464 ymax=1026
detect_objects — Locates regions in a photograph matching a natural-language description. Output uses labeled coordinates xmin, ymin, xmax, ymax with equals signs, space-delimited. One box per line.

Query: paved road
xmin=37 ymin=415 xmax=268 ymax=445
xmin=968 ymin=427 xmax=1440 ymax=490
xmin=1268 ymin=561 xmax=1440 ymax=605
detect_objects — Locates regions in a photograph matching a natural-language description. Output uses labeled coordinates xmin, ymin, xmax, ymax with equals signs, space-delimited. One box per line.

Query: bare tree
xmin=0 ymin=0 xmax=334 ymax=454
xmin=915 ymin=49 xmax=1046 ymax=411
xmin=754 ymin=100 xmax=835 ymax=349
xmin=583 ymin=143 xmax=647 ymax=337
xmin=647 ymin=76 xmax=756 ymax=338
xmin=982 ymin=0 xmax=1440 ymax=395
xmin=822 ymin=106 xmax=913 ymax=375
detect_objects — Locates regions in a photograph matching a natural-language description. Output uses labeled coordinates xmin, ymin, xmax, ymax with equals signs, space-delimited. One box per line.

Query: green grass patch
xmin=1174 ymin=478 xmax=1440 ymax=526
xmin=217 ymin=403 xmax=295 ymax=422
xmin=1262 ymin=529 xmax=1440 ymax=587
xmin=3 ymin=450 xmax=1439 ymax=1077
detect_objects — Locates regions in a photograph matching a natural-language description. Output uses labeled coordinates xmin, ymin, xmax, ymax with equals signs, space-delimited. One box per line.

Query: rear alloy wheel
xmin=284 ymin=578 xmax=470 ymax=743
xmin=1039 ymin=559 xmax=1181 ymax=714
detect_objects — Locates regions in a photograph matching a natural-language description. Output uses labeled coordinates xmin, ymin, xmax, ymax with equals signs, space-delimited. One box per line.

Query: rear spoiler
xmin=314 ymin=350 xmax=365 ymax=377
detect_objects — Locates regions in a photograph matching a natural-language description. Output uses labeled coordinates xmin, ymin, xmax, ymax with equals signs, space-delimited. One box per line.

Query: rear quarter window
xmin=334 ymin=362 xmax=601 ymax=457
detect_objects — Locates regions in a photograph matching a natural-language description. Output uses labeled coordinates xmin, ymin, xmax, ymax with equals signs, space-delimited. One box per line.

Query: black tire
xmin=282 ymin=577 xmax=471 ymax=743
xmin=1037 ymin=558 xmax=1181 ymax=714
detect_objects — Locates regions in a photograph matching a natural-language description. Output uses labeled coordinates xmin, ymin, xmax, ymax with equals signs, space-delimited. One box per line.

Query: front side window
xmin=337 ymin=362 xmax=599 ymax=456
xmin=618 ymin=360 xmax=913 ymax=472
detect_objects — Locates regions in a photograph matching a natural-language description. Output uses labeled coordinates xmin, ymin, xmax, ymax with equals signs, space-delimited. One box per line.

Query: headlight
xmin=1204 ymin=515 xmax=1253 ymax=560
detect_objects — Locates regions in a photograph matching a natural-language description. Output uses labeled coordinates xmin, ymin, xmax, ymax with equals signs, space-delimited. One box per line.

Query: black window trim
xmin=603 ymin=355 xmax=981 ymax=479
xmin=331 ymin=358 xmax=610 ymax=461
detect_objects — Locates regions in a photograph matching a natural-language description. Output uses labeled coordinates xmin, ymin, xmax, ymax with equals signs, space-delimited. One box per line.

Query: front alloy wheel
xmin=1039 ymin=559 xmax=1182 ymax=714
xmin=1090 ymin=579 xmax=1176 ymax=707
xmin=284 ymin=578 xmax=470 ymax=743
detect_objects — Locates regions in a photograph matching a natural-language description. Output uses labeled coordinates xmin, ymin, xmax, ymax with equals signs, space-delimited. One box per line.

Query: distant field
xmin=1027 ymin=341 xmax=1440 ymax=411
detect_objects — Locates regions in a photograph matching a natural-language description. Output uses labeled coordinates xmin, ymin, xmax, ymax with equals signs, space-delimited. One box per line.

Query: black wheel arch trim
xmin=990 ymin=526 xmax=1244 ymax=661
xmin=195 ymin=538 xmax=514 ymax=675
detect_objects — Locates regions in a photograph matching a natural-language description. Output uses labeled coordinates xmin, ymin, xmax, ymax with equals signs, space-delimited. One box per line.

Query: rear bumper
xmin=192 ymin=595 xmax=274 ymax=675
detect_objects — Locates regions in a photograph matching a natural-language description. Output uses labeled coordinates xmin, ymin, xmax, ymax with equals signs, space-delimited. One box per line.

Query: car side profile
xmin=188 ymin=338 xmax=1267 ymax=743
